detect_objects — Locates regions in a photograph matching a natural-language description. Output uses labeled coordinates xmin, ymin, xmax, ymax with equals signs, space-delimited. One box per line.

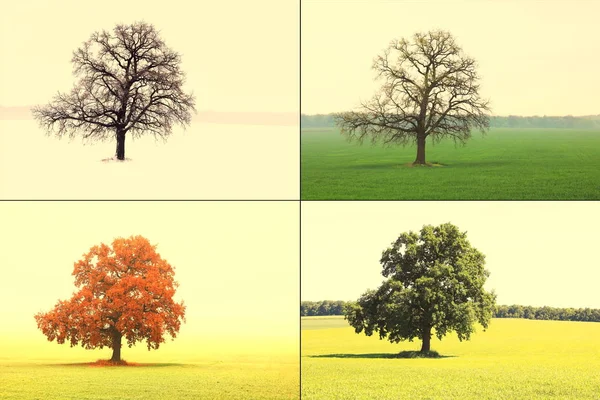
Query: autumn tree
xmin=345 ymin=223 xmax=496 ymax=354
xmin=335 ymin=30 xmax=490 ymax=165
xmin=32 ymin=21 xmax=196 ymax=160
xmin=35 ymin=235 xmax=186 ymax=363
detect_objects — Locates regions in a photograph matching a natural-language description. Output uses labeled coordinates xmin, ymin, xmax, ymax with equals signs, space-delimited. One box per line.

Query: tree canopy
xmin=35 ymin=235 xmax=186 ymax=363
xmin=32 ymin=21 xmax=196 ymax=160
xmin=345 ymin=223 xmax=496 ymax=353
xmin=335 ymin=30 xmax=490 ymax=165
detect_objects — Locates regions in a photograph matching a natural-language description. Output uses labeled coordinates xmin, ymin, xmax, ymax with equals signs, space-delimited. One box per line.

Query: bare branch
xmin=337 ymin=30 xmax=491 ymax=164
xmin=32 ymin=21 xmax=196 ymax=157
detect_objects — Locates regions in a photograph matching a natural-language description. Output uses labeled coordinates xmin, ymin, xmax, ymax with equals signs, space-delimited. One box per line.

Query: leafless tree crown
xmin=335 ymin=30 xmax=490 ymax=147
xmin=32 ymin=21 xmax=196 ymax=142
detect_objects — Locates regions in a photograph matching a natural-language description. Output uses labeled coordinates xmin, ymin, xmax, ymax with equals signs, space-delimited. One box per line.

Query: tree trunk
xmin=115 ymin=130 xmax=126 ymax=160
xmin=414 ymin=133 xmax=427 ymax=165
xmin=110 ymin=331 xmax=122 ymax=362
xmin=420 ymin=325 xmax=432 ymax=353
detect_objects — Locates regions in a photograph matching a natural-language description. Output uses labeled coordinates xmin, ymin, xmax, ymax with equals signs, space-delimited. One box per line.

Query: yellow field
xmin=301 ymin=316 xmax=600 ymax=399
xmin=0 ymin=331 xmax=299 ymax=399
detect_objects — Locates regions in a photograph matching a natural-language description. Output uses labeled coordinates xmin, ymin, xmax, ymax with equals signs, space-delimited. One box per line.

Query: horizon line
xmin=0 ymin=106 xmax=298 ymax=126
xmin=301 ymin=111 xmax=600 ymax=119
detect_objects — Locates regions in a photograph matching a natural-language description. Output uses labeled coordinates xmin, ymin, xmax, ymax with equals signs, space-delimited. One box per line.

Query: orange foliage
xmin=35 ymin=235 xmax=186 ymax=356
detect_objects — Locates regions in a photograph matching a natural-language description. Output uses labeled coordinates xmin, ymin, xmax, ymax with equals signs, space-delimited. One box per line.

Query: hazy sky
xmin=0 ymin=0 xmax=298 ymax=113
xmin=0 ymin=202 xmax=299 ymax=338
xmin=302 ymin=0 xmax=600 ymax=116
xmin=302 ymin=201 xmax=600 ymax=309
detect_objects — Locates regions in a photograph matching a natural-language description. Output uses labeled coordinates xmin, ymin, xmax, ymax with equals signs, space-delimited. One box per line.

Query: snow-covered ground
xmin=0 ymin=120 xmax=299 ymax=199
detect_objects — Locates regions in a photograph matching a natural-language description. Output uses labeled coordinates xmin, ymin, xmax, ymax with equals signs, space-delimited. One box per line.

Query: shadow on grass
xmin=348 ymin=160 xmax=515 ymax=170
xmin=49 ymin=360 xmax=188 ymax=368
xmin=349 ymin=162 xmax=448 ymax=170
xmin=310 ymin=351 xmax=455 ymax=359
xmin=450 ymin=160 xmax=512 ymax=168
xmin=347 ymin=163 xmax=403 ymax=170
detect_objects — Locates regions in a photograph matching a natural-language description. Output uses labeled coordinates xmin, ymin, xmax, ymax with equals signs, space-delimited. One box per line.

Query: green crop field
xmin=0 ymin=332 xmax=299 ymax=400
xmin=301 ymin=316 xmax=600 ymax=400
xmin=301 ymin=128 xmax=600 ymax=200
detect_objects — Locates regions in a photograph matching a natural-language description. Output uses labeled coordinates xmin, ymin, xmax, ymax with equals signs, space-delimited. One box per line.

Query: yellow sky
xmin=0 ymin=0 xmax=298 ymax=113
xmin=301 ymin=201 xmax=600 ymax=309
xmin=0 ymin=201 xmax=299 ymax=339
xmin=302 ymin=0 xmax=600 ymax=116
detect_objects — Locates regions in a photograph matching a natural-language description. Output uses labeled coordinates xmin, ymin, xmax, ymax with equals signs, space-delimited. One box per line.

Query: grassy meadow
xmin=0 ymin=331 xmax=299 ymax=400
xmin=301 ymin=316 xmax=600 ymax=399
xmin=301 ymin=128 xmax=600 ymax=200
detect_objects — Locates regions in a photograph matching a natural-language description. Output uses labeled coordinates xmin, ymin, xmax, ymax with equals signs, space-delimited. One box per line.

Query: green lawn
xmin=301 ymin=316 xmax=600 ymax=399
xmin=0 ymin=333 xmax=299 ymax=399
xmin=301 ymin=128 xmax=600 ymax=199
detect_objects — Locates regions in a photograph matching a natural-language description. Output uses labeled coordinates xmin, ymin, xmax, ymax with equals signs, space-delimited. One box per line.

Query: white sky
xmin=301 ymin=201 xmax=600 ymax=309
xmin=0 ymin=0 xmax=298 ymax=113
xmin=302 ymin=0 xmax=600 ymax=116
xmin=0 ymin=202 xmax=299 ymax=338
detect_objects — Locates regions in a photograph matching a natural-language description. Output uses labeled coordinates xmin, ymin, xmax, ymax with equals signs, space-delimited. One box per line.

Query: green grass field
xmin=301 ymin=316 xmax=600 ymax=399
xmin=0 ymin=332 xmax=299 ymax=399
xmin=301 ymin=128 xmax=600 ymax=199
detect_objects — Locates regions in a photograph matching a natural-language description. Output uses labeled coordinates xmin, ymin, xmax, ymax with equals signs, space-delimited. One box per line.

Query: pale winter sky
xmin=0 ymin=202 xmax=299 ymax=339
xmin=0 ymin=0 xmax=298 ymax=113
xmin=301 ymin=201 xmax=600 ymax=309
xmin=302 ymin=0 xmax=600 ymax=116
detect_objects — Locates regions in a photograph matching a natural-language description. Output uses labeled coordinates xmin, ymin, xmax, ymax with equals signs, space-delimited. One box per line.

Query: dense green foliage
xmin=302 ymin=113 xmax=600 ymax=129
xmin=345 ymin=223 xmax=496 ymax=352
xmin=301 ymin=128 xmax=600 ymax=200
xmin=302 ymin=301 xmax=600 ymax=323
xmin=302 ymin=316 xmax=600 ymax=399
xmin=300 ymin=300 xmax=347 ymax=316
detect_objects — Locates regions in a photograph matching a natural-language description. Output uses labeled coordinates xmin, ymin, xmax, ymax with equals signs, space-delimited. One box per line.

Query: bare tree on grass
xmin=335 ymin=30 xmax=490 ymax=166
xmin=32 ymin=21 xmax=196 ymax=160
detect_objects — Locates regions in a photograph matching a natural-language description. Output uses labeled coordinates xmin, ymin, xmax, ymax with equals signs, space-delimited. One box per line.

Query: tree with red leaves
xmin=35 ymin=235 xmax=186 ymax=363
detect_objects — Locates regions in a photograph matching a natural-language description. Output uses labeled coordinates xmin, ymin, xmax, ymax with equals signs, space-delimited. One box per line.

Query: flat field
xmin=301 ymin=316 xmax=600 ymax=399
xmin=0 ymin=332 xmax=299 ymax=400
xmin=301 ymin=128 xmax=600 ymax=200
xmin=0 ymin=120 xmax=298 ymax=200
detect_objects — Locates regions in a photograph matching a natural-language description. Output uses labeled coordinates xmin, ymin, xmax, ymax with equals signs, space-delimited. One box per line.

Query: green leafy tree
xmin=345 ymin=223 xmax=496 ymax=353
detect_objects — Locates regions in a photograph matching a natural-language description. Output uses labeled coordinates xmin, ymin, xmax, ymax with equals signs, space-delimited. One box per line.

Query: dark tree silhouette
xmin=32 ymin=21 xmax=196 ymax=160
xmin=345 ymin=223 xmax=496 ymax=353
xmin=335 ymin=30 xmax=490 ymax=165
xmin=35 ymin=235 xmax=186 ymax=363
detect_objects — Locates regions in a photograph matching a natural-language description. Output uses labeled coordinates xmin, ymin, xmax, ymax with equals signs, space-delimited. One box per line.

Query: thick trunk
xmin=115 ymin=130 xmax=126 ymax=160
xmin=420 ymin=325 xmax=432 ymax=353
xmin=110 ymin=331 xmax=122 ymax=362
xmin=414 ymin=134 xmax=427 ymax=165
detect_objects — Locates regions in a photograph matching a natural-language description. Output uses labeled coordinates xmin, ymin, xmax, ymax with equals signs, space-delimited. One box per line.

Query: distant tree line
xmin=301 ymin=114 xmax=600 ymax=130
xmin=495 ymin=304 xmax=600 ymax=322
xmin=301 ymin=301 xmax=600 ymax=322
xmin=300 ymin=300 xmax=347 ymax=316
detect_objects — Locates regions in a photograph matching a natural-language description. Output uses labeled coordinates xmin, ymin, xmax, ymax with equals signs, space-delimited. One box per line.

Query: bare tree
xmin=334 ymin=30 xmax=490 ymax=165
xmin=32 ymin=21 xmax=196 ymax=160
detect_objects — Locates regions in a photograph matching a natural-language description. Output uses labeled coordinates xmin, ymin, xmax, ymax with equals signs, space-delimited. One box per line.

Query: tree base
xmin=94 ymin=359 xmax=129 ymax=366
xmin=396 ymin=350 xmax=442 ymax=358
xmin=101 ymin=157 xmax=133 ymax=163
xmin=401 ymin=162 xmax=445 ymax=168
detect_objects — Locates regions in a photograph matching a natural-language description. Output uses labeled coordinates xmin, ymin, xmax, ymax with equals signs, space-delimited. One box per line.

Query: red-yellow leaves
xmin=35 ymin=235 xmax=186 ymax=354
